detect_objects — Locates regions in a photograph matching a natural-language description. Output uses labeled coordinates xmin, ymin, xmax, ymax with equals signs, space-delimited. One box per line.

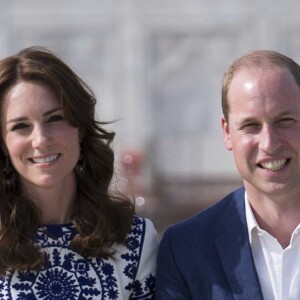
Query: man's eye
xmin=242 ymin=123 xmax=258 ymax=130
xmin=48 ymin=115 xmax=64 ymax=122
xmin=278 ymin=118 xmax=295 ymax=126
xmin=11 ymin=123 xmax=29 ymax=131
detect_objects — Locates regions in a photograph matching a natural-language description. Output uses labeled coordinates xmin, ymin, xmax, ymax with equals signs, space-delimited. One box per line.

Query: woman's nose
xmin=31 ymin=125 xmax=52 ymax=149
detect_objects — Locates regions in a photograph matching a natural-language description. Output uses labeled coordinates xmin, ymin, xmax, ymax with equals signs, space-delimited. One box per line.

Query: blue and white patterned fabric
xmin=0 ymin=216 xmax=158 ymax=299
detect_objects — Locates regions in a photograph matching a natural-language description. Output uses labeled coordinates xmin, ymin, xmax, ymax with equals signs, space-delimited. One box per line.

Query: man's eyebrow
xmin=235 ymin=116 xmax=257 ymax=126
xmin=236 ymin=111 xmax=296 ymax=125
xmin=276 ymin=111 xmax=295 ymax=117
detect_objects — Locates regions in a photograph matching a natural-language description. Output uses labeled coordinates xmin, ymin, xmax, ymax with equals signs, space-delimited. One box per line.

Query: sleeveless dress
xmin=0 ymin=216 xmax=158 ymax=299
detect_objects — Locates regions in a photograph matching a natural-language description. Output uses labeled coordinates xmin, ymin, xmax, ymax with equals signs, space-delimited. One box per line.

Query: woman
xmin=0 ymin=46 xmax=157 ymax=299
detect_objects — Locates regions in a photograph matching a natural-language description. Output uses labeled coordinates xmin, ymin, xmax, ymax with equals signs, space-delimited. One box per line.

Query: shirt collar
xmin=245 ymin=191 xmax=260 ymax=245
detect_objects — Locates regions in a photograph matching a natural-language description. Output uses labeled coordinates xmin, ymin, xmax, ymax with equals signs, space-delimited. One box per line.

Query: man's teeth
xmin=260 ymin=159 xmax=287 ymax=171
xmin=32 ymin=155 xmax=58 ymax=164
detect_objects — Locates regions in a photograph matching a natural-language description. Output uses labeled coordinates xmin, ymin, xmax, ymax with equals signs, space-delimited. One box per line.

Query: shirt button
xmin=275 ymin=264 xmax=282 ymax=274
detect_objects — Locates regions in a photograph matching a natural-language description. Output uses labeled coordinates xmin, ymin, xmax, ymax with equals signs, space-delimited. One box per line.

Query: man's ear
xmin=221 ymin=115 xmax=232 ymax=151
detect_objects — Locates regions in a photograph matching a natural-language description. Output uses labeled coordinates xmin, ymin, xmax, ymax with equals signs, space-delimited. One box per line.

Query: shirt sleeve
xmin=131 ymin=218 xmax=159 ymax=299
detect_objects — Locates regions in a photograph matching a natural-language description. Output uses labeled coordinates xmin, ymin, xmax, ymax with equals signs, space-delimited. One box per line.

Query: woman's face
xmin=1 ymin=81 xmax=80 ymax=192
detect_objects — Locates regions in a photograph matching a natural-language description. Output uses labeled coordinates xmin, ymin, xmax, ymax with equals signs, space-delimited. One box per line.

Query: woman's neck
xmin=22 ymin=176 xmax=77 ymax=224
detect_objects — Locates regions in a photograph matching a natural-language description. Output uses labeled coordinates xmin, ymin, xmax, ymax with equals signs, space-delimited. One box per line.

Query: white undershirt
xmin=245 ymin=192 xmax=300 ymax=300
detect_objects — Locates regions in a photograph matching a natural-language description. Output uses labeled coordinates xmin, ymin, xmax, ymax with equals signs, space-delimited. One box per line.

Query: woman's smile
xmin=29 ymin=154 xmax=60 ymax=165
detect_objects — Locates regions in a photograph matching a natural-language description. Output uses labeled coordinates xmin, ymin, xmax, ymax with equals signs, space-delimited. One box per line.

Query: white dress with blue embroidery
xmin=0 ymin=216 xmax=158 ymax=300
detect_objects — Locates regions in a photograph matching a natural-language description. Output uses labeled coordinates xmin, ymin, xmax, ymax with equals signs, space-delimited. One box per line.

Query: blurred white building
xmin=1 ymin=0 xmax=300 ymax=232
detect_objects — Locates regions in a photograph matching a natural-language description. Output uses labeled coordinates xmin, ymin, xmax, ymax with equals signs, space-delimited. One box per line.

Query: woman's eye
xmin=11 ymin=123 xmax=29 ymax=131
xmin=48 ymin=115 xmax=64 ymax=122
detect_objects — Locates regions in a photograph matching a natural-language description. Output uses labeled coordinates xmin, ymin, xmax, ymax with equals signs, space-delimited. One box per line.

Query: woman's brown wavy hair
xmin=0 ymin=46 xmax=134 ymax=274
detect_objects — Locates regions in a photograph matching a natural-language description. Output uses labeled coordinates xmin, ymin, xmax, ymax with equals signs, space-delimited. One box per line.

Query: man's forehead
xmin=233 ymin=64 xmax=284 ymax=76
xmin=229 ymin=65 xmax=294 ymax=90
xmin=227 ymin=66 xmax=300 ymax=115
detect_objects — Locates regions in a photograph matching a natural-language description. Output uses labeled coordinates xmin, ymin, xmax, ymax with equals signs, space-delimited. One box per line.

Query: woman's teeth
xmin=31 ymin=154 xmax=58 ymax=164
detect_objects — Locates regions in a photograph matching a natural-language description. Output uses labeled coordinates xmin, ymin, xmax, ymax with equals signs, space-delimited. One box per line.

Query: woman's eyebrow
xmin=43 ymin=107 xmax=62 ymax=117
xmin=7 ymin=107 xmax=62 ymax=124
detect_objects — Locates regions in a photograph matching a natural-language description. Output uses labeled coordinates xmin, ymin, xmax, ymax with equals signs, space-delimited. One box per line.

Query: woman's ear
xmin=221 ymin=115 xmax=233 ymax=151
xmin=1 ymin=145 xmax=8 ymax=156
xmin=79 ymin=129 xmax=84 ymax=142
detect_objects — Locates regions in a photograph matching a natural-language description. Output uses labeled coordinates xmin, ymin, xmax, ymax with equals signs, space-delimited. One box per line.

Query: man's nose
xmin=259 ymin=125 xmax=282 ymax=154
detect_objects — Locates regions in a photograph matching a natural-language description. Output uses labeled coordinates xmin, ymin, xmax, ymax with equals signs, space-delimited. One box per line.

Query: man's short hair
xmin=222 ymin=50 xmax=300 ymax=121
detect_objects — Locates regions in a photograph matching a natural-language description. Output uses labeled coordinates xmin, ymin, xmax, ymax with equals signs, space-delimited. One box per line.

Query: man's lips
xmin=258 ymin=159 xmax=290 ymax=171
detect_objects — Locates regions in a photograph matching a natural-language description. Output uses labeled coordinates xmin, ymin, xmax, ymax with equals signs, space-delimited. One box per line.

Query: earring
xmin=75 ymin=152 xmax=86 ymax=178
xmin=4 ymin=156 xmax=17 ymax=190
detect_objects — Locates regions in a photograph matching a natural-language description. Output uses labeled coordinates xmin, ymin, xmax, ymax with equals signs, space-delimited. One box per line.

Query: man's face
xmin=222 ymin=66 xmax=300 ymax=198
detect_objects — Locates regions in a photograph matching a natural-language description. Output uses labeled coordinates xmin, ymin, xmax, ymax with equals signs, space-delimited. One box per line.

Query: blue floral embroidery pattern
xmin=0 ymin=217 xmax=155 ymax=299
xmin=34 ymin=267 xmax=80 ymax=298
xmin=122 ymin=217 xmax=156 ymax=299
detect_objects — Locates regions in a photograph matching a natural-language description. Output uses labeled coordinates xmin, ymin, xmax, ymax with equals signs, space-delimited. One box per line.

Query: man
xmin=156 ymin=50 xmax=300 ymax=299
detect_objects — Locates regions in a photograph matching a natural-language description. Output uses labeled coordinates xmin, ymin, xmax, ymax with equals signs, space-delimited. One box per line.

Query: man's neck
xmin=246 ymin=189 xmax=300 ymax=248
